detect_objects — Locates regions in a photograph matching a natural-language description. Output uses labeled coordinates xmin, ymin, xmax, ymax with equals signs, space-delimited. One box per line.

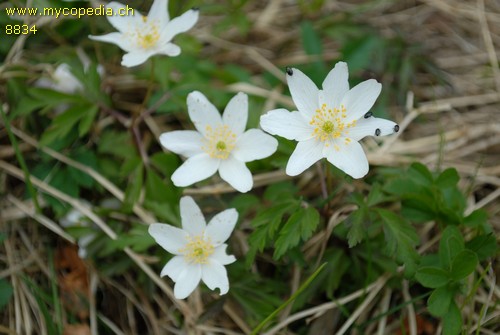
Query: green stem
xmin=0 ymin=105 xmax=41 ymax=212
xmin=250 ymin=263 xmax=327 ymax=335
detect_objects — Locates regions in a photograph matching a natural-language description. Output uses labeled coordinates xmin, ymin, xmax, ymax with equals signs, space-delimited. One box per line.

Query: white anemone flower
xmin=89 ymin=0 xmax=199 ymax=67
xmin=148 ymin=196 xmax=237 ymax=299
xmin=36 ymin=63 xmax=83 ymax=94
xmin=160 ymin=91 xmax=278 ymax=193
xmin=260 ymin=62 xmax=400 ymax=179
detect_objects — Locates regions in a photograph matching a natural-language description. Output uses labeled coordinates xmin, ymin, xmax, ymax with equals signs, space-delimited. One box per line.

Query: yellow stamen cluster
xmin=179 ymin=235 xmax=215 ymax=264
xmin=202 ymin=125 xmax=237 ymax=159
xmin=310 ymin=104 xmax=356 ymax=148
xmin=135 ymin=18 xmax=160 ymax=49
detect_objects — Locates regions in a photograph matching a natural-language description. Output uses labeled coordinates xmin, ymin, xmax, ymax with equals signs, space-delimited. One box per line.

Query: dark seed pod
xmin=394 ymin=125 xmax=400 ymax=132
xmin=286 ymin=67 xmax=293 ymax=76
xmin=375 ymin=128 xmax=381 ymax=136
xmin=364 ymin=111 xmax=373 ymax=119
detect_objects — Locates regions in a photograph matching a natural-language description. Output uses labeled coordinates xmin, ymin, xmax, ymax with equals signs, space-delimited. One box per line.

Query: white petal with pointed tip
xmin=89 ymin=33 xmax=134 ymax=51
xmin=232 ymin=129 xmax=278 ymax=162
xmin=286 ymin=68 xmax=319 ymax=118
xmin=106 ymin=2 xmax=142 ymax=32
xmin=148 ymin=223 xmax=189 ymax=255
xmin=122 ymin=50 xmax=156 ymax=67
xmin=205 ymin=209 xmax=238 ymax=246
xmin=160 ymin=130 xmax=204 ymax=157
xmin=174 ymin=263 xmax=202 ymax=299
xmin=260 ymin=109 xmax=313 ymax=141
xmin=219 ymin=158 xmax=253 ymax=193
xmin=348 ymin=117 xmax=398 ymax=141
xmin=212 ymin=244 xmax=237 ymax=265
xmin=187 ymin=91 xmax=223 ymax=137
xmin=341 ymin=79 xmax=382 ymax=123
xmin=162 ymin=9 xmax=199 ymax=42
xmin=147 ymin=0 xmax=169 ymax=25
xmin=180 ymin=196 xmax=206 ymax=236
xmin=325 ymin=140 xmax=369 ymax=179
xmin=171 ymin=154 xmax=220 ymax=187
xmin=222 ymin=92 xmax=248 ymax=136
xmin=286 ymin=139 xmax=324 ymax=176
xmin=201 ymin=260 xmax=230 ymax=295
xmin=321 ymin=61 xmax=349 ymax=108
xmin=160 ymin=255 xmax=186 ymax=280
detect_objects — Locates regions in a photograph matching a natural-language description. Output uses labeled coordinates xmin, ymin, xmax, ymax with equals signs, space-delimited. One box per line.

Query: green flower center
xmin=310 ymin=104 xmax=356 ymax=151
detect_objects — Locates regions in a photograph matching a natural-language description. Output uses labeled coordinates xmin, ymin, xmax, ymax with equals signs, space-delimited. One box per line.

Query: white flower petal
xmin=325 ymin=140 xmax=369 ymax=179
xmin=212 ymin=244 xmax=236 ymax=265
xmin=106 ymin=2 xmax=143 ymax=32
xmin=180 ymin=196 xmax=206 ymax=236
xmin=348 ymin=117 xmax=399 ymax=141
xmin=219 ymin=158 xmax=253 ymax=193
xmin=162 ymin=8 xmax=199 ymax=42
xmin=201 ymin=260 xmax=230 ymax=295
xmin=158 ymin=43 xmax=181 ymax=57
xmin=222 ymin=92 xmax=248 ymax=136
xmin=341 ymin=79 xmax=382 ymax=123
xmin=147 ymin=0 xmax=169 ymax=25
xmin=232 ymin=129 xmax=278 ymax=162
xmin=148 ymin=223 xmax=189 ymax=255
xmin=260 ymin=109 xmax=313 ymax=141
xmin=174 ymin=263 xmax=202 ymax=299
xmin=205 ymin=208 xmax=238 ymax=246
xmin=187 ymin=91 xmax=223 ymax=137
xmin=321 ymin=61 xmax=349 ymax=108
xmin=286 ymin=67 xmax=319 ymax=118
xmin=121 ymin=50 xmax=156 ymax=67
xmin=89 ymin=33 xmax=133 ymax=51
xmin=286 ymin=139 xmax=324 ymax=176
xmin=171 ymin=154 xmax=220 ymax=187
xmin=160 ymin=255 xmax=186 ymax=280
xmin=159 ymin=130 xmax=204 ymax=157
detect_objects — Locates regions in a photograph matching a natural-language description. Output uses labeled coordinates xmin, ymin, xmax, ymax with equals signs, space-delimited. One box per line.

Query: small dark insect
xmin=375 ymin=128 xmax=381 ymax=136
xmin=286 ymin=67 xmax=293 ymax=76
xmin=364 ymin=112 xmax=373 ymax=118
xmin=394 ymin=125 xmax=400 ymax=132
xmin=192 ymin=7 xmax=199 ymax=10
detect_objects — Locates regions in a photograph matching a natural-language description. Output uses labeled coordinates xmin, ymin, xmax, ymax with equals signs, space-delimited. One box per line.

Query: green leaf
xmin=122 ymin=164 xmax=144 ymax=213
xmin=408 ymin=162 xmax=434 ymax=186
xmin=415 ymin=266 xmax=450 ymax=288
xmin=442 ymin=300 xmax=462 ymax=335
xmin=144 ymin=169 xmax=178 ymax=204
xmin=0 ymin=279 xmax=13 ymax=309
xmin=464 ymin=209 xmax=490 ymax=232
xmin=465 ymin=234 xmax=498 ymax=261
xmin=427 ymin=286 xmax=453 ymax=317
xmin=40 ymin=103 xmax=94 ymax=145
xmin=346 ymin=208 xmax=367 ymax=248
xmin=439 ymin=226 xmax=464 ymax=270
xmin=376 ymin=208 xmax=419 ymax=276
xmin=273 ymin=207 xmax=320 ymax=259
xmin=450 ymin=250 xmax=478 ymax=281
xmin=435 ymin=168 xmax=459 ymax=189
xmin=78 ymin=104 xmax=98 ymax=136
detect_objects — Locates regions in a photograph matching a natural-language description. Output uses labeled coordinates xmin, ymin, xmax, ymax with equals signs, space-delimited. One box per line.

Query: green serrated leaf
xmin=415 ymin=266 xmax=450 ymax=288
xmin=376 ymin=208 xmax=419 ymax=276
xmin=439 ymin=226 xmax=464 ymax=270
xmin=427 ymin=286 xmax=453 ymax=317
xmin=450 ymin=250 xmax=478 ymax=281
xmin=78 ymin=104 xmax=98 ymax=136
xmin=442 ymin=300 xmax=462 ymax=335
xmin=274 ymin=207 xmax=319 ymax=259
xmin=346 ymin=208 xmax=367 ymax=248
